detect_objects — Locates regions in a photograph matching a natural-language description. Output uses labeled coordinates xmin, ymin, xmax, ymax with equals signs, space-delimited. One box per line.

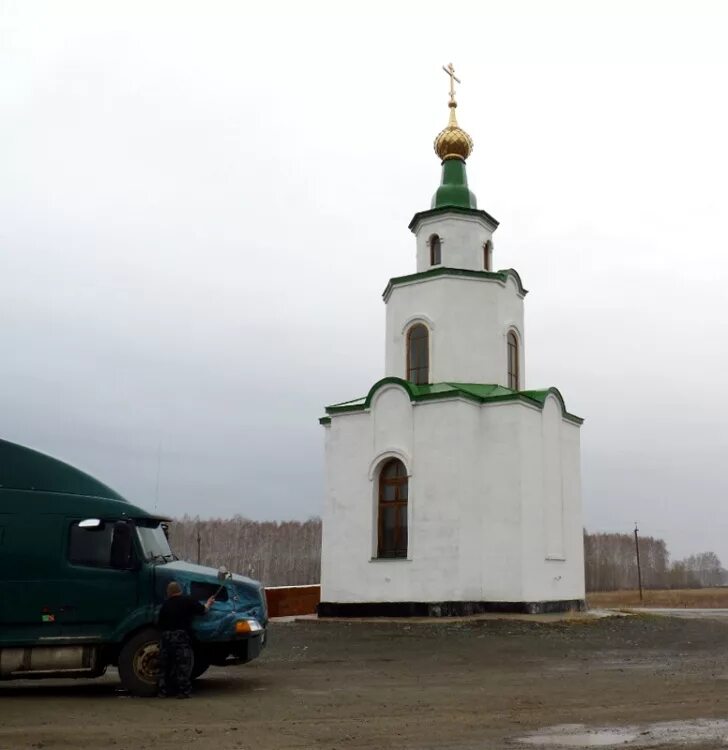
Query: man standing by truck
xmin=157 ymin=581 xmax=215 ymax=698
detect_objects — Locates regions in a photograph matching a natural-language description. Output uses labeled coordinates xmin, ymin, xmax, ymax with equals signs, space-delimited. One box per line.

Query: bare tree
xmin=671 ymin=551 xmax=724 ymax=588
xmin=584 ymin=531 xmax=668 ymax=591
xmin=167 ymin=515 xmax=322 ymax=587
xmin=584 ymin=531 xmax=726 ymax=592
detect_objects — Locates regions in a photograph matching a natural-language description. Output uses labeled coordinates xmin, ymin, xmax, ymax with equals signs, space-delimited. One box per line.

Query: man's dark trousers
xmin=159 ymin=629 xmax=194 ymax=697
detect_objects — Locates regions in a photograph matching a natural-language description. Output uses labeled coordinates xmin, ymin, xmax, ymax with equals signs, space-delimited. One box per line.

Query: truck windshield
xmin=136 ymin=520 xmax=176 ymax=563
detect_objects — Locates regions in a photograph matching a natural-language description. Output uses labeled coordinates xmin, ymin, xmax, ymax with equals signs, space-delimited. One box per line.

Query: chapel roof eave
xmin=382 ymin=266 xmax=528 ymax=302
xmin=408 ymin=205 xmax=499 ymax=234
xmin=321 ymin=378 xmax=583 ymax=426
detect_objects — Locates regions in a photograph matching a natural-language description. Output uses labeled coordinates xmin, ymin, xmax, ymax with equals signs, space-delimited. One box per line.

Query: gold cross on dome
xmin=442 ymin=62 xmax=461 ymax=103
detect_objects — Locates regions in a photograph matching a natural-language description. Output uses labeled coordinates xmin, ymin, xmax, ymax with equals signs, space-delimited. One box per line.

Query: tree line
xmin=166 ymin=516 xmax=726 ymax=591
xmin=584 ymin=531 xmax=726 ymax=591
xmin=168 ymin=515 xmax=321 ymax=587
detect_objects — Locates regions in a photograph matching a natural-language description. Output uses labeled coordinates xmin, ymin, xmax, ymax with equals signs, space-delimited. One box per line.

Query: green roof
xmin=431 ymin=158 xmax=477 ymax=209
xmin=321 ymin=378 xmax=583 ymax=425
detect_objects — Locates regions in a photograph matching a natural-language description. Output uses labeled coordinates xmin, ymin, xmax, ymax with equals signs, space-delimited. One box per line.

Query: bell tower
xmin=385 ymin=64 xmax=526 ymax=388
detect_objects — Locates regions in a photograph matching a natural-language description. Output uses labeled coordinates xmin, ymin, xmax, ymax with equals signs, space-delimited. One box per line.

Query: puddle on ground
xmin=515 ymin=719 xmax=728 ymax=747
xmin=518 ymin=727 xmax=637 ymax=747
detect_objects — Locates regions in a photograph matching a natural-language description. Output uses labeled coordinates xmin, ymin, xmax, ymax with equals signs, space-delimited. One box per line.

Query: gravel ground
xmin=3 ymin=614 xmax=728 ymax=750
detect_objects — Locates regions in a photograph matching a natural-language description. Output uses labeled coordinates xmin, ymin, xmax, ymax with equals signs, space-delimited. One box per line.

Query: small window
xmin=429 ymin=234 xmax=441 ymax=266
xmin=190 ymin=580 xmax=229 ymax=603
xmin=68 ymin=521 xmax=115 ymax=568
xmin=484 ymin=241 xmax=492 ymax=271
xmin=407 ymin=323 xmax=429 ymax=384
xmin=507 ymin=331 xmax=520 ymax=390
xmin=378 ymin=459 xmax=408 ymax=559
xmin=68 ymin=520 xmax=135 ymax=569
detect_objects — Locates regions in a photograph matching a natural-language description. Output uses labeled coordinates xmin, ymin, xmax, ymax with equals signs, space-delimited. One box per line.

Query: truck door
xmin=58 ymin=519 xmax=139 ymax=640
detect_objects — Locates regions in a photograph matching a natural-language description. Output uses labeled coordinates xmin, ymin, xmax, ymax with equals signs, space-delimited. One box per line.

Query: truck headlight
xmin=235 ymin=618 xmax=262 ymax=634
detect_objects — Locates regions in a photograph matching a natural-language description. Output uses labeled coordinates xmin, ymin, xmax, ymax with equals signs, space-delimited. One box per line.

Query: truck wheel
xmin=191 ymin=652 xmax=210 ymax=679
xmin=118 ymin=628 xmax=160 ymax=697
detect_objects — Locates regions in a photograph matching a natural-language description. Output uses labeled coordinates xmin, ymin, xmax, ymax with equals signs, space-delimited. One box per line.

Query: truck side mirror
xmin=110 ymin=521 xmax=135 ymax=570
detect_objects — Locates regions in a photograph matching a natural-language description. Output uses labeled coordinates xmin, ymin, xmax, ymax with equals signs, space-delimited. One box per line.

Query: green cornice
xmin=322 ymin=378 xmax=583 ymax=425
xmin=408 ymin=205 xmax=499 ymax=233
xmin=382 ymin=266 xmax=528 ymax=301
xmin=431 ymin=158 xmax=477 ymax=210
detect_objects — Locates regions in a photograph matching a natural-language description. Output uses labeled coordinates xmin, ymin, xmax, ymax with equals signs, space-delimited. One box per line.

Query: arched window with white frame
xmin=406 ymin=323 xmax=429 ymax=384
xmin=507 ymin=330 xmax=520 ymax=391
xmin=429 ymin=234 xmax=441 ymax=266
xmin=483 ymin=240 xmax=493 ymax=271
xmin=377 ymin=458 xmax=408 ymax=559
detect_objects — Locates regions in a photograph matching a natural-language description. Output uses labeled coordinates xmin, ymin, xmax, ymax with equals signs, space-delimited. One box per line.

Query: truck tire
xmin=118 ymin=628 xmax=160 ymax=697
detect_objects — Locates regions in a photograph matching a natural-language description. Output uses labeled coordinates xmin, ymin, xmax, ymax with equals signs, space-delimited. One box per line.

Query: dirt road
xmin=3 ymin=615 xmax=728 ymax=750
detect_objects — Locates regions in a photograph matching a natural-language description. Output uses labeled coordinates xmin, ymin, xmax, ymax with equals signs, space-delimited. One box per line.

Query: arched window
xmin=407 ymin=324 xmax=429 ymax=384
xmin=378 ymin=459 xmax=408 ymax=559
xmin=429 ymin=234 xmax=441 ymax=266
xmin=507 ymin=331 xmax=520 ymax=390
xmin=483 ymin=240 xmax=492 ymax=271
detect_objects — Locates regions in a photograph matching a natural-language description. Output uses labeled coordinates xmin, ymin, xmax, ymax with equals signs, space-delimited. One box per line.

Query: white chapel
xmin=319 ymin=66 xmax=585 ymax=616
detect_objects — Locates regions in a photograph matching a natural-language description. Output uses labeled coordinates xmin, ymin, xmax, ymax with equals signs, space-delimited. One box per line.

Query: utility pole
xmin=196 ymin=522 xmax=202 ymax=565
xmin=634 ymin=523 xmax=644 ymax=602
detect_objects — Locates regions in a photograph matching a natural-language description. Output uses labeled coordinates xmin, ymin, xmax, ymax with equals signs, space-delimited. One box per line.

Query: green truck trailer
xmin=0 ymin=438 xmax=268 ymax=696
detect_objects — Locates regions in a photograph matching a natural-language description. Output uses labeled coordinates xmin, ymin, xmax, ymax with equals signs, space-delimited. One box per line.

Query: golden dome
xmin=434 ymin=103 xmax=473 ymax=162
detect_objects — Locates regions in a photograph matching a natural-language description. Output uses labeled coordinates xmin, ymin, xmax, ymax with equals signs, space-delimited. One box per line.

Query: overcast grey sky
xmin=2 ymin=0 xmax=728 ymax=563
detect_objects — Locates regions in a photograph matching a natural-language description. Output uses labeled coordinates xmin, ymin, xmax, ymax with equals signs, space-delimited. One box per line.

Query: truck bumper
xmin=232 ymin=630 xmax=266 ymax=663
xmin=203 ymin=629 xmax=267 ymax=667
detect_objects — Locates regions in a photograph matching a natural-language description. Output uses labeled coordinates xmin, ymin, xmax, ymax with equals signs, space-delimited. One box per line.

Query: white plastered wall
xmin=320 ymin=384 xmax=585 ymax=605
xmin=385 ymin=275 xmax=525 ymax=386
xmin=414 ymin=211 xmax=497 ymax=272
xmin=321 ymin=386 xmax=478 ymax=603
xmin=519 ymin=394 xmax=585 ymax=602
